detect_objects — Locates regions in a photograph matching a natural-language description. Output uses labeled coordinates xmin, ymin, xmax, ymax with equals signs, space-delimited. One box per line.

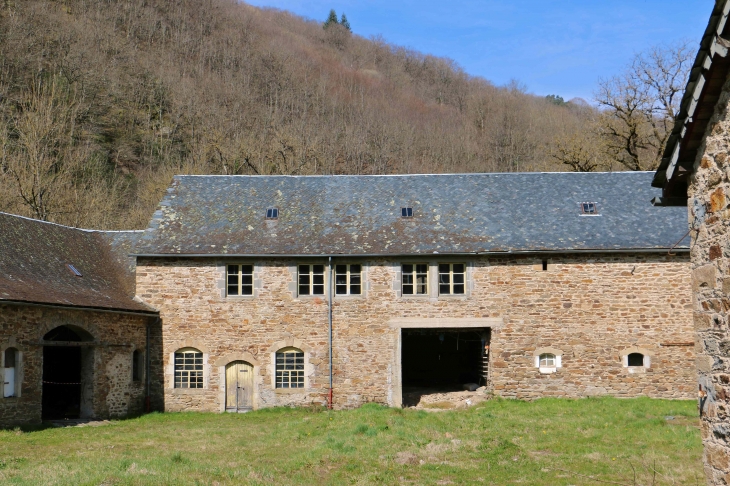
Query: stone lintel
xmin=388 ymin=317 xmax=503 ymax=329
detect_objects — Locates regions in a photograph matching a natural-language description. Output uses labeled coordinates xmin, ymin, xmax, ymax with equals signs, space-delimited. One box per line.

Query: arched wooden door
xmin=225 ymin=361 xmax=253 ymax=411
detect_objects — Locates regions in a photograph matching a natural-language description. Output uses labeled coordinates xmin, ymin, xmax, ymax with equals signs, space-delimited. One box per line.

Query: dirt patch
xmin=404 ymin=387 xmax=490 ymax=410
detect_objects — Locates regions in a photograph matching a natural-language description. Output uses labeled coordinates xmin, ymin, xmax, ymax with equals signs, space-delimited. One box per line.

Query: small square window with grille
xmin=335 ymin=264 xmax=362 ymax=295
xmin=401 ymin=207 xmax=413 ymax=218
xmin=276 ymin=348 xmax=304 ymax=388
xmin=174 ymin=349 xmax=203 ymax=389
xmin=438 ymin=263 xmax=465 ymax=295
xmin=227 ymin=264 xmax=254 ymax=296
xmin=402 ymin=263 xmax=428 ymax=295
xmin=266 ymin=207 xmax=279 ymax=219
xmin=298 ymin=264 xmax=325 ymax=296
xmin=580 ymin=202 xmax=597 ymax=215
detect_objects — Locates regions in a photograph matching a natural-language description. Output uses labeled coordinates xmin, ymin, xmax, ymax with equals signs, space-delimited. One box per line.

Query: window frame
xmin=298 ymin=264 xmax=326 ymax=296
xmin=334 ymin=264 xmax=362 ymax=296
xmin=275 ymin=348 xmax=305 ymax=389
xmin=174 ymin=348 xmax=204 ymax=389
xmin=401 ymin=263 xmax=429 ymax=296
xmin=438 ymin=263 xmax=466 ymax=296
xmin=226 ymin=263 xmax=255 ymax=297
xmin=3 ymin=347 xmax=19 ymax=398
xmin=534 ymin=348 xmax=562 ymax=374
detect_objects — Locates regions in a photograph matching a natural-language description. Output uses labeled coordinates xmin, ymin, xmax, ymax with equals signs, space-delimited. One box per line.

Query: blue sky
xmin=245 ymin=0 xmax=713 ymax=101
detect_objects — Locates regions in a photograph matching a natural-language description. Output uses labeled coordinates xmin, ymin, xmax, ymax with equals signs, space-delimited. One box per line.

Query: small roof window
xmin=265 ymin=207 xmax=279 ymax=220
xmin=67 ymin=264 xmax=82 ymax=277
xmin=401 ymin=207 xmax=413 ymax=218
xmin=580 ymin=202 xmax=598 ymax=215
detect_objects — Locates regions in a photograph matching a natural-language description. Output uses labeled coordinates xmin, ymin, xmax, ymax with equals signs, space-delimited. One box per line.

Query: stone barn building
xmin=132 ymin=172 xmax=693 ymax=412
xmin=652 ymin=0 xmax=730 ymax=482
xmin=0 ymin=171 xmax=694 ymax=425
xmin=0 ymin=214 xmax=159 ymax=425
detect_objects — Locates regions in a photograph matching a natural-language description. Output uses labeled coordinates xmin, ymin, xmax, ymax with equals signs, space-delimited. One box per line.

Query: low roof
xmin=135 ymin=172 xmax=690 ymax=256
xmin=0 ymin=213 xmax=157 ymax=314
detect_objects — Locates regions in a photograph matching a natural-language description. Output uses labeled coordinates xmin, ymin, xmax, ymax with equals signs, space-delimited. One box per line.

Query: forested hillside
xmin=0 ymin=0 xmax=612 ymax=228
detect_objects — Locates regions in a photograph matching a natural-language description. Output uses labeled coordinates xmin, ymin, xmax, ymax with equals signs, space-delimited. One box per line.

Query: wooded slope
xmin=0 ymin=0 xmax=594 ymax=229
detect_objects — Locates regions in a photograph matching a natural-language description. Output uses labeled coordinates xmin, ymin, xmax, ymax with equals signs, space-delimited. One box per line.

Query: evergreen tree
xmin=340 ymin=13 xmax=351 ymax=32
xmin=323 ymin=9 xmax=338 ymax=29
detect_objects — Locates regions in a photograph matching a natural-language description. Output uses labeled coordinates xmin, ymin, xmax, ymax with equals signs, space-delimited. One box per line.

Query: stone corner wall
xmin=687 ymin=73 xmax=730 ymax=485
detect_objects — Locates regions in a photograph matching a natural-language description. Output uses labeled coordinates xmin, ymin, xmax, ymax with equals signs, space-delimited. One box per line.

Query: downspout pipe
xmin=328 ymin=256 xmax=333 ymax=409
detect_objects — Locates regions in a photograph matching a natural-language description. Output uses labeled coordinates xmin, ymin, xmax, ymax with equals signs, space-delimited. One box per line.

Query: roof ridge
xmin=173 ymin=171 xmax=653 ymax=178
xmin=0 ymin=212 xmax=143 ymax=233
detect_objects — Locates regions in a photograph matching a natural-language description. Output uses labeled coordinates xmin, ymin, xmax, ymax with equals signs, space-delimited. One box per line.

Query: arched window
xmin=627 ymin=353 xmax=644 ymax=367
xmin=539 ymin=353 xmax=556 ymax=367
xmin=174 ymin=348 xmax=203 ymax=389
xmin=275 ymin=348 xmax=304 ymax=389
xmin=4 ymin=347 xmax=18 ymax=398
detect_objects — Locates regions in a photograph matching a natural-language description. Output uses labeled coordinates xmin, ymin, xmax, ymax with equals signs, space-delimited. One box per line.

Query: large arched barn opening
xmin=42 ymin=325 xmax=94 ymax=420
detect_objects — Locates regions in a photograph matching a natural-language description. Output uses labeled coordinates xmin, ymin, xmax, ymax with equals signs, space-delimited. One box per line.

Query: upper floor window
xmin=266 ymin=207 xmax=279 ymax=219
xmin=438 ymin=263 xmax=465 ymax=295
xmin=402 ymin=263 xmax=428 ymax=295
xmin=298 ymin=264 xmax=325 ymax=296
xmin=275 ymin=348 xmax=304 ymax=388
xmin=227 ymin=264 xmax=254 ymax=296
xmin=401 ymin=207 xmax=413 ymax=218
xmin=174 ymin=348 xmax=203 ymax=389
xmin=335 ymin=264 xmax=362 ymax=295
xmin=580 ymin=202 xmax=598 ymax=215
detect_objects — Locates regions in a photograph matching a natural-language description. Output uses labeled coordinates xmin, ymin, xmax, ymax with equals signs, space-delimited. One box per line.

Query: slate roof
xmin=135 ymin=172 xmax=690 ymax=256
xmin=0 ymin=212 xmax=156 ymax=314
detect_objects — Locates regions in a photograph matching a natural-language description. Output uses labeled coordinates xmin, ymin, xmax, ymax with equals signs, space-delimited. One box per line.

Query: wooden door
xmin=225 ymin=361 xmax=253 ymax=410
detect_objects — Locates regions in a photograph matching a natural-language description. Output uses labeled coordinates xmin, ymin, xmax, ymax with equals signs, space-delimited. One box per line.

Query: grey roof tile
xmin=135 ymin=172 xmax=690 ymax=255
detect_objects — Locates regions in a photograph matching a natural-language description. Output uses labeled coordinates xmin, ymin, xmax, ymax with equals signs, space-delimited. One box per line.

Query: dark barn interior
xmin=401 ymin=328 xmax=490 ymax=405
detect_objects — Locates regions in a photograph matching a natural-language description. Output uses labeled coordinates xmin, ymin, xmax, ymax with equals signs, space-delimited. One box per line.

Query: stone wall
xmin=687 ymin=72 xmax=730 ymax=486
xmin=135 ymin=253 xmax=694 ymax=413
xmin=0 ymin=303 xmax=158 ymax=425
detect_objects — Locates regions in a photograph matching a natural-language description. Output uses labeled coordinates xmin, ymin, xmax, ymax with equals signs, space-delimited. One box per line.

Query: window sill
xmin=226 ymin=295 xmax=256 ymax=299
xmin=274 ymin=387 xmax=309 ymax=394
xmin=169 ymin=388 xmax=207 ymax=395
xmin=437 ymin=294 xmax=468 ymax=300
xmin=538 ymin=367 xmax=558 ymax=374
xmin=334 ymin=294 xmax=365 ymax=300
xmin=626 ymin=367 xmax=648 ymax=374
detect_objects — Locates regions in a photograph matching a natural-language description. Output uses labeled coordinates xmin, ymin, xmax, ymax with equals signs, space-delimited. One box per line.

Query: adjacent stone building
xmin=652 ymin=1 xmax=730 ymax=482
xmin=0 ymin=171 xmax=695 ymax=426
xmin=0 ymin=214 xmax=160 ymax=425
xmin=133 ymin=172 xmax=694 ymax=412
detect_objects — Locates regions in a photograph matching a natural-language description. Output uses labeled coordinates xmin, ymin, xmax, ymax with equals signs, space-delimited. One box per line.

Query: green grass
xmin=0 ymin=398 xmax=702 ymax=485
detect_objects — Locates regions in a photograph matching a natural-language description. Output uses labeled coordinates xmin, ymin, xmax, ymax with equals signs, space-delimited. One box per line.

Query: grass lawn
xmin=0 ymin=397 xmax=702 ymax=485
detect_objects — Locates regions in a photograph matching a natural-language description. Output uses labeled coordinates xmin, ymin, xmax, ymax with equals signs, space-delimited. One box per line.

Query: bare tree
xmin=595 ymin=41 xmax=694 ymax=171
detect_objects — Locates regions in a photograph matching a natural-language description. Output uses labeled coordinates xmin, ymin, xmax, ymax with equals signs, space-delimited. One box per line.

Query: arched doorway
xmin=225 ymin=361 xmax=253 ymax=412
xmin=42 ymin=325 xmax=94 ymax=420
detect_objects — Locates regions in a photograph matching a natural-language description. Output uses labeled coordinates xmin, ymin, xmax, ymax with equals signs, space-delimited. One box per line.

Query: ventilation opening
xmin=66 ymin=264 xmax=82 ymax=277
xmin=401 ymin=328 xmax=490 ymax=407
xmin=627 ymin=353 xmax=644 ymax=367
xmin=542 ymin=260 xmax=548 ymax=271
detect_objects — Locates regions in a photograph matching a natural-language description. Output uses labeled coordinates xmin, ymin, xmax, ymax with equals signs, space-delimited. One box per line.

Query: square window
xmin=299 ymin=264 xmax=326 ymax=296
xmin=438 ymin=263 xmax=466 ymax=295
xmin=335 ymin=264 xmax=362 ymax=295
xmin=266 ymin=207 xmax=279 ymax=219
xmin=401 ymin=207 xmax=413 ymax=218
xmin=227 ymin=264 xmax=254 ymax=296
xmin=402 ymin=263 xmax=428 ymax=295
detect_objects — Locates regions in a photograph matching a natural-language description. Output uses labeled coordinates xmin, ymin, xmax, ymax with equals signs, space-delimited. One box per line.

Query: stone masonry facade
xmin=687 ymin=71 xmax=730 ymax=485
xmin=135 ymin=252 xmax=694 ymax=413
xmin=0 ymin=303 xmax=159 ymax=425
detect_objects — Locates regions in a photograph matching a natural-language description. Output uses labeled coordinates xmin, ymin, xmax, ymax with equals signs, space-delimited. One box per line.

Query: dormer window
xmin=266 ymin=208 xmax=279 ymax=220
xmin=401 ymin=207 xmax=413 ymax=218
xmin=580 ymin=202 xmax=598 ymax=215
